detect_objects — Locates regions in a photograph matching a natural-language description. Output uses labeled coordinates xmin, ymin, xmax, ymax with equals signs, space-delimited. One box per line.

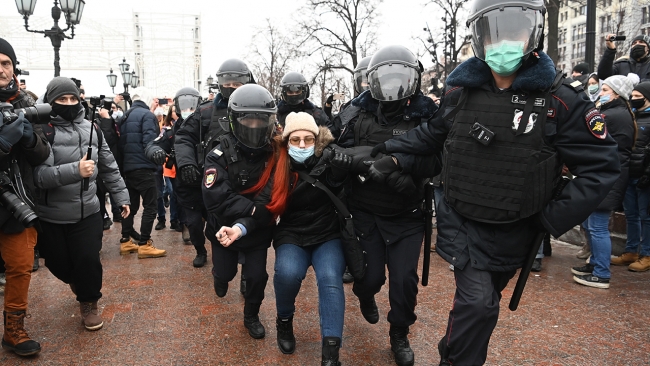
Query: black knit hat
xmin=0 ymin=38 xmax=17 ymax=74
xmin=633 ymin=35 xmax=650 ymax=48
xmin=634 ymin=81 xmax=650 ymax=101
xmin=45 ymin=77 xmax=80 ymax=105
xmin=572 ymin=62 xmax=590 ymax=75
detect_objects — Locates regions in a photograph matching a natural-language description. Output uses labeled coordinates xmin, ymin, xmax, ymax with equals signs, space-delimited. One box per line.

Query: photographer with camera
xmin=0 ymin=37 xmax=50 ymax=357
xmin=598 ymin=34 xmax=650 ymax=82
xmin=97 ymin=100 xmax=124 ymax=229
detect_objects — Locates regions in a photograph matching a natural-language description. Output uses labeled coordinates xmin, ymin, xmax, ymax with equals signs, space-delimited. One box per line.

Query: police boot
xmin=276 ymin=316 xmax=295 ymax=354
xmin=321 ymin=336 xmax=341 ymax=366
xmin=358 ymin=296 xmax=379 ymax=324
xmin=2 ymin=311 xmax=41 ymax=356
xmin=243 ymin=303 xmax=265 ymax=339
xmin=389 ymin=325 xmax=414 ymax=366
xmin=438 ymin=336 xmax=451 ymax=366
xmin=213 ymin=278 xmax=228 ymax=298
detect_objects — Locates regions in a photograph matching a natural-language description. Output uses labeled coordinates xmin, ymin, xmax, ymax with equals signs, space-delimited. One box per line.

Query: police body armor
xmin=441 ymin=87 xmax=561 ymax=223
xmin=197 ymin=106 xmax=228 ymax=168
xmin=349 ymin=111 xmax=422 ymax=216
xmin=219 ymin=134 xmax=267 ymax=194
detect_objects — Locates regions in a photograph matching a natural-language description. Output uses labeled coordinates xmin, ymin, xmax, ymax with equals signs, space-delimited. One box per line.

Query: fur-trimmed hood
xmin=314 ymin=126 xmax=334 ymax=157
xmin=212 ymin=93 xmax=229 ymax=110
xmin=446 ymin=52 xmax=557 ymax=92
xmin=350 ymin=90 xmax=438 ymax=120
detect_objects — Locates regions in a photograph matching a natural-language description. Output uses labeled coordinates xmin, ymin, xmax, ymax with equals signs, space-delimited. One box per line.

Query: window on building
xmin=580 ymin=5 xmax=587 ymax=15
xmin=577 ymin=23 xmax=586 ymax=40
xmin=577 ymin=42 xmax=585 ymax=58
xmin=643 ymin=7 xmax=648 ymax=25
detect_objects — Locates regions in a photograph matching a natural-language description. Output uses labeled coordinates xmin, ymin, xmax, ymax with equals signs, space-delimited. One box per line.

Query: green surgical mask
xmin=588 ymin=85 xmax=599 ymax=95
xmin=485 ymin=41 xmax=525 ymax=76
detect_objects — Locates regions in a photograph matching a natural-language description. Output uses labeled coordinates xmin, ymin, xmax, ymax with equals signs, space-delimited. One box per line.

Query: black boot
xmin=438 ymin=336 xmax=451 ymax=366
xmin=193 ymin=254 xmax=207 ymax=268
xmin=276 ymin=316 xmax=295 ymax=354
xmin=243 ymin=303 xmax=265 ymax=339
xmin=213 ymin=278 xmax=228 ymax=298
xmin=2 ymin=311 xmax=41 ymax=356
xmin=321 ymin=336 xmax=341 ymax=366
xmin=359 ymin=296 xmax=379 ymax=324
xmin=32 ymin=250 xmax=39 ymax=272
xmin=155 ymin=219 xmax=166 ymax=230
xmin=342 ymin=267 xmax=354 ymax=283
xmin=389 ymin=325 xmax=414 ymax=366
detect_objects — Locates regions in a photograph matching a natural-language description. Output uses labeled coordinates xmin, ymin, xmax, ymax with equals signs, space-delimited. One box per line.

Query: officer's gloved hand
xmin=180 ymin=165 xmax=201 ymax=185
xmin=385 ymin=171 xmax=417 ymax=193
xmin=368 ymin=156 xmax=399 ymax=184
xmin=20 ymin=116 xmax=35 ymax=147
xmin=151 ymin=149 xmax=167 ymax=165
xmin=370 ymin=142 xmax=388 ymax=158
xmin=329 ymin=151 xmax=352 ymax=180
xmin=0 ymin=114 xmax=26 ymax=152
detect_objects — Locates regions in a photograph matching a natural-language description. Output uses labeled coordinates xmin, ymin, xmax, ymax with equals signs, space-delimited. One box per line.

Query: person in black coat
xmin=598 ymin=34 xmax=650 ymax=81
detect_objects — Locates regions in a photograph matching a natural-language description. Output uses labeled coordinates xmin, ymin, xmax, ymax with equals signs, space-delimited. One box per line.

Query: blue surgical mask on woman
xmin=288 ymin=145 xmax=315 ymax=163
xmin=600 ymin=94 xmax=612 ymax=105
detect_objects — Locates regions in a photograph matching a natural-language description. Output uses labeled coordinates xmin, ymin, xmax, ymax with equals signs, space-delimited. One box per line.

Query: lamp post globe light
xmin=106 ymin=68 xmax=117 ymax=94
xmin=15 ymin=0 xmax=86 ymax=77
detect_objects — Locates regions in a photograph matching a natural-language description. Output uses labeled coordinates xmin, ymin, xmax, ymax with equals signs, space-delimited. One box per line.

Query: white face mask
xmin=112 ymin=110 xmax=123 ymax=119
xmin=154 ymin=107 xmax=164 ymax=117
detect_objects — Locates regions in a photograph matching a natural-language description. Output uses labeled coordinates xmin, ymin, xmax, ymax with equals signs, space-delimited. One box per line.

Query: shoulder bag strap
xmin=297 ymin=170 xmax=351 ymax=218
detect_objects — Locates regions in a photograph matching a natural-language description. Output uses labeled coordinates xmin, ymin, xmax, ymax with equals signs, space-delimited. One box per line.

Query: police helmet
xmin=174 ymin=87 xmax=201 ymax=121
xmin=280 ymin=72 xmax=310 ymax=105
xmin=228 ymin=84 xmax=277 ymax=149
xmin=366 ymin=45 xmax=420 ymax=102
xmin=467 ymin=0 xmax=546 ymax=63
xmin=353 ymin=56 xmax=372 ymax=97
xmin=216 ymin=59 xmax=251 ymax=99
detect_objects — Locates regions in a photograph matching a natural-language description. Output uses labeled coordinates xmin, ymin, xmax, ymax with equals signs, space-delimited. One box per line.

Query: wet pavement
xmin=2 ymin=219 xmax=649 ymax=365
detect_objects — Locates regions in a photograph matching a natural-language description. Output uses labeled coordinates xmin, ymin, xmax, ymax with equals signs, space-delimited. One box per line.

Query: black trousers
xmin=210 ymin=239 xmax=268 ymax=312
xmin=442 ymin=263 xmax=516 ymax=365
xmin=352 ymin=227 xmax=423 ymax=327
xmin=38 ymin=212 xmax=103 ymax=303
xmin=121 ymin=169 xmax=157 ymax=242
xmin=183 ymin=205 xmax=207 ymax=255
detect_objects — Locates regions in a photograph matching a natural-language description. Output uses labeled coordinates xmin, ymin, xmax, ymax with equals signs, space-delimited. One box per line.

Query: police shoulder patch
xmin=585 ymin=108 xmax=607 ymax=139
xmin=204 ymin=168 xmax=217 ymax=188
xmin=212 ymin=147 xmax=223 ymax=156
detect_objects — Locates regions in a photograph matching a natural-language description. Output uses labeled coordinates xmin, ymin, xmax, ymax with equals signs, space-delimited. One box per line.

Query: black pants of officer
xmin=352 ymin=224 xmax=423 ymax=327
xmin=182 ymin=206 xmax=207 ymax=256
xmin=210 ymin=239 xmax=268 ymax=315
xmin=440 ymin=263 xmax=517 ymax=365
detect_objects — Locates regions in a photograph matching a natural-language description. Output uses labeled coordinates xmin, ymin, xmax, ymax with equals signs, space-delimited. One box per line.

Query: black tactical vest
xmin=441 ymin=87 xmax=561 ymax=223
xmin=198 ymin=107 xmax=228 ymax=167
xmin=219 ymin=134 xmax=267 ymax=195
xmin=349 ymin=111 xmax=423 ymax=216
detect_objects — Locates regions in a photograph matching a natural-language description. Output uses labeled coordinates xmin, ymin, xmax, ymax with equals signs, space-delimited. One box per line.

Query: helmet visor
xmin=217 ymin=72 xmax=250 ymax=87
xmin=282 ymin=84 xmax=308 ymax=105
xmin=353 ymin=69 xmax=370 ymax=94
xmin=367 ymin=64 xmax=419 ymax=101
xmin=176 ymin=95 xmax=200 ymax=114
xmin=470 ymin=7 xmax=544 ymax=60
xmin=231 ymin=113 xmax=276 ymax=148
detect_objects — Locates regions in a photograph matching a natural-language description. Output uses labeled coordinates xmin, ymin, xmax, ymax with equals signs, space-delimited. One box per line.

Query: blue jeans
xmin=274 ymin=239 xmax=346 ymax=340
xmin=164 ymin=177 xmax=178 ymax=222
xmin=583 ymin=210 xmax=612 ymax=279
xmin=623 ymin=179 xmax=650 ymax=256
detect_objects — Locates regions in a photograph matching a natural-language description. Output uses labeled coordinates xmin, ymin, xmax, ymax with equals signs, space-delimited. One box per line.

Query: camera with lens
xmin=608 ymin=35 xmax=626 ymax=42
xmin=88 ymin=95 xmax=106 ymax=107
xmin=0 ymin=172 xmax=38 ymax=228
xmin=0 ymin=102 xmax=52 ymax=126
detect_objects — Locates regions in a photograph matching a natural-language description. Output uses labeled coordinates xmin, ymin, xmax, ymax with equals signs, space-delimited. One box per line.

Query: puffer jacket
xmin=119 ymin=100 xmax=159 ymax=173
xmin=34 ymin=107 xmax=130 ymax=224
xmin=630 ymin=107 xmax=650 ymax=178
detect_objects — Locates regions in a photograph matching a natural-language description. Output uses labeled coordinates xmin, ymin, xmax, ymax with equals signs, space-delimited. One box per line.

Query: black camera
xmin=88 ymin=95 xmax=106 ymax=107
xmin=608 ymin=35 xmax=626 ymax=42
xmin=0 ymin=172 xmax=38 ymax=228
xmin=0 ymin=102 xmax=51 ymax=126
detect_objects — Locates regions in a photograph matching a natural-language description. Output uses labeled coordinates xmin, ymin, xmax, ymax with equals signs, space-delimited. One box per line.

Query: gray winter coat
xmin=34 ymin=107 xmax=129 ymax=224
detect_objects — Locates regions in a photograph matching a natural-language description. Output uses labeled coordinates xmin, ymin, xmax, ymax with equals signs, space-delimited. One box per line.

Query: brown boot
xmin=79 ymin=302 xmax=103 ymax=331
xmin=2 ymin=310 xmax=41 ymax=356
xmin=119 ymin=239 xmax=139 ymax=255
xmin=137 ymin=240 xmax=167 ymax=259
xmin=628 ymin=256 xmax=650 ymax=272
xmin=611 ymin=252 xmax=639 ymax=266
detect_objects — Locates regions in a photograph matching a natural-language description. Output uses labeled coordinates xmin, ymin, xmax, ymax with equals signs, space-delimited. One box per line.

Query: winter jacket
xmin=119 ymin=100 xmax=159 ymax=173
xmin=34 ymin=107 xmax=129 ymax=224
xmin=598 ymin=48 xmax=650 ymax=81
xmin=596 ymin=98 xmax=633 ymax=211
xmin=277 ymin=99 xmax=331 ymax=128
xmin=273 ymin=127 xmax=341 ymax=248
xmin=630 ymin=107 xmax=650 ymax=178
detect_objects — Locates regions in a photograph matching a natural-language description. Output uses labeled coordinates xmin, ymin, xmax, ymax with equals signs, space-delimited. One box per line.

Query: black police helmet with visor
xmin=216 ymin=58 xmax=251 ymax=100
xmin=366 ymin=45 xmax=421 ymax=102
xmin=174 ymin=87 xmax=201 ymax=121
xmin=280 ymin=72 xmax=310 ymax=105
xmin=228 ymin=84 xmax=277 ymax=149
xmin=353 ymin=56 xmax=372 ymax=96
xmin=467 ymin=0 xmax=546 ymax=76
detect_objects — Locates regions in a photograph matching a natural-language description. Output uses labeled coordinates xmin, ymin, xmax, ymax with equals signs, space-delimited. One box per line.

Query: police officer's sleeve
xmin=539 ymin=86 xmax=620 ymax=238
xmin=146 ymin=128 xmax=173 ymax=157
xmin=596 ymin=47 xmax=619 ymax=81
xmin=201 ymin=148 xmax=255 ymax=226
xmin=174 ymin=113 xmax=201 ymax=169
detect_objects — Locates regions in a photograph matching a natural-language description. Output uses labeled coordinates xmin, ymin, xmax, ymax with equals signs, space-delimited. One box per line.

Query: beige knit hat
xmin=282 ymin=112 xmax=319 ymax=139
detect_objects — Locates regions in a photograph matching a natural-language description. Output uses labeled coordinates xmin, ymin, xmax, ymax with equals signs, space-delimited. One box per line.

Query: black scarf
xmin=0 ymin=79 xmax=19 ymax=103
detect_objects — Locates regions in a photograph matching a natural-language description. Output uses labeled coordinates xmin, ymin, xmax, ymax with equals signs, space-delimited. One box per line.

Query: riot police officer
xmin=333 ymin=45 xmax=439 ymax=366
xmin=145 ymin=87 xmax=205 ymax=266
xmin=202 ymin=84 xmax=276 ymax=339
xmin=370 ymin=1 xmax=620 ymax=364
xmin=174 ymin=59 xmax=253 ymax=269
xmin=277 ymin=71 xmax=330 ymax=127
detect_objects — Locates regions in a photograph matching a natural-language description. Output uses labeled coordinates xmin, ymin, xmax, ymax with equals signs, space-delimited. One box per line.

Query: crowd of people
xmin=0 ymin=0 xmax=648 ymax=364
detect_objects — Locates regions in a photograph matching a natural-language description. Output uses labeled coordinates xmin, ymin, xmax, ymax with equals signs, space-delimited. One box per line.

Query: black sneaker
xmin=214 ymin=279 xmax=228 ymax=297
xmin=244 ymin=315 xmax=266 ymax=339
xmin=193 ymin=254 xmax=207 ymax=268
xmin=531 ymin=258 xmax=542 ymax=272
xmin=342 ymin=268 xmax=354 ymax=283
xmin=573 ymin=274 xmax=610 ymax=289
xmin=103 ymin=217 xmax=112 ymax=230
xmin=155 ymin=220 xmax=166 ymax=230
xmin=571 ymin=263 xmax=595 ymax=276
xmin=359 ymin=297 xmax=379 ymax=324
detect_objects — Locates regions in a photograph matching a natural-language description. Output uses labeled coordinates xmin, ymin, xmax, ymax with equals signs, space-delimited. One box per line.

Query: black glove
xmin=151 ymin=149 xmax=167 ymax=165
xmin=326 ymin=94 xmax=334 ymax=105
xmin=385 ymin=171 xmax=417 ymax=193
xmin=370 ymin=142 xmax=388 ymax=158
xmin=330 ymin=151 xmax=352 ymax=170
xmin=0 ymin=114 xmax=25 ymax=152
xmin=20 ymin=117 xmax=35 ymax=147
xmin=367 ymin=156 xmax=399 ymax=184
xmin=180 ymin=165 xmax=201 ymax=185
